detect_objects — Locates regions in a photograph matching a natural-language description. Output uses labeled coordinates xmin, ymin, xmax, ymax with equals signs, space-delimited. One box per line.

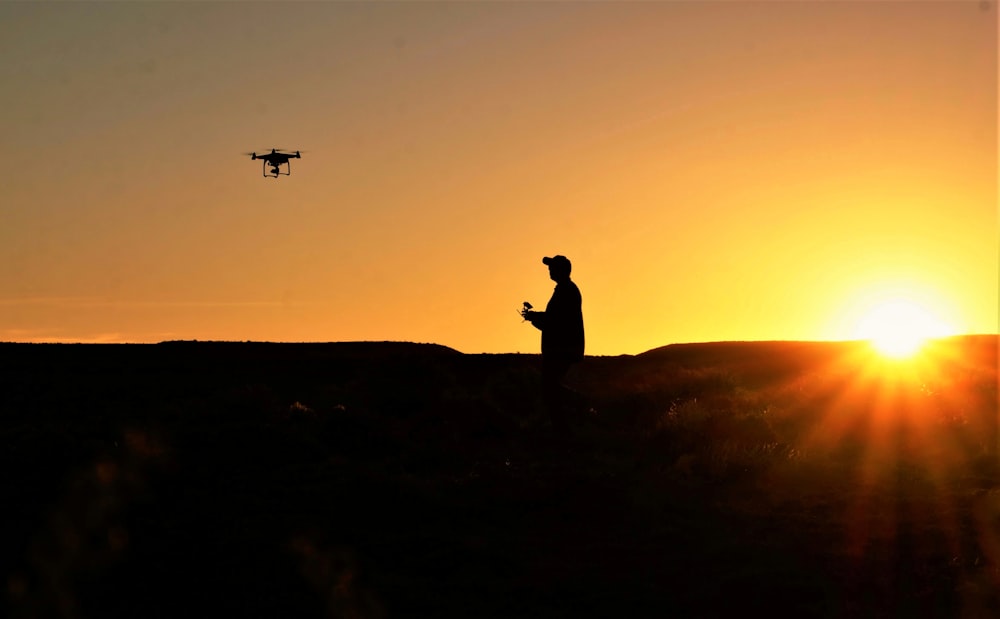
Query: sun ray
xmin=781 ymin=336 xmax=993 ymax=573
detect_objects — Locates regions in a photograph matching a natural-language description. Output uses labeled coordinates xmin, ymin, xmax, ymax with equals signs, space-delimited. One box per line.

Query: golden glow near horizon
xmin=0 ymin=2 xmax=996 ymax=354
xmin=834 ymin=279 xmax=964 ymax=358
xmin=855 ymin=299 xmax=956 ymax=359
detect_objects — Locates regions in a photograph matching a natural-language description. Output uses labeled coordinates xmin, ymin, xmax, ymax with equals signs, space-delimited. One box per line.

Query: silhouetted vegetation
xmin=1 ymin=337 xmax=997 ymax=617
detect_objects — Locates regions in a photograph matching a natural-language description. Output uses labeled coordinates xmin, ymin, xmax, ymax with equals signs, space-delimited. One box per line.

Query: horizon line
xmin=1 ymin=333 xmax=996 ymax=355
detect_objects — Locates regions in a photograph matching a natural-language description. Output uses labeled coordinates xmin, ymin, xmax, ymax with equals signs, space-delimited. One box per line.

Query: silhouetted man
xmin=521 ymin=255 xmax=585 ymax=431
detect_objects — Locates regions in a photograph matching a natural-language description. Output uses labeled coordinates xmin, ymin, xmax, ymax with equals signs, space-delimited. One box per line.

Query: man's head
xmin=543 ymin=255 xmax=572 ymax=282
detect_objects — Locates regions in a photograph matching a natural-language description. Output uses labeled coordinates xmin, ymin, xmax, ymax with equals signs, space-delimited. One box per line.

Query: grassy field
xmin=1 ymin=337 xmax=997 ymax=617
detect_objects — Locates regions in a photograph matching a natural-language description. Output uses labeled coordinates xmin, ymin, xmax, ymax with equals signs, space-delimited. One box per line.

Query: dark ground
xmin=1 ymin=338 xmax=998 ymax=618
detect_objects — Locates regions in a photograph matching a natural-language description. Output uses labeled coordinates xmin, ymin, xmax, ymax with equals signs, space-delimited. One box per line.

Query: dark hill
xmin=1 ymin=337 xmax=997 ymax=618
xmin=635 ymin=335 xmax=998 ymax=388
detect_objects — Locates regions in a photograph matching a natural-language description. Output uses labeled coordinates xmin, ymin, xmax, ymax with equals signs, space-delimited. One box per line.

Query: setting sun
xmin=853 ymin=299 xmax=957 ymax=359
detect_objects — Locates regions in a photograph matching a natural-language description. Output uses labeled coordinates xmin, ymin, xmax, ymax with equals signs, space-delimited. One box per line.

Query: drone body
xmin=246 ymin=148 xmax=301 ymax=178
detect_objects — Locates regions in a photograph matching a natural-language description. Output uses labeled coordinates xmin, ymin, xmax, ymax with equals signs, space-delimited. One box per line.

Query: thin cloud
xmin=0 ymin=297 xmax=300 ymax=308
xmin=0 ymin=297 xmax=98 ymax=307
xmin=0 ymin=329 xmax=127 ymax=344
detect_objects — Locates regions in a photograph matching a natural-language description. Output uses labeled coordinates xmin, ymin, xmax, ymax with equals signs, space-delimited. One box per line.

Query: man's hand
xmin=521 ymin=306 xmax=544 ymax=330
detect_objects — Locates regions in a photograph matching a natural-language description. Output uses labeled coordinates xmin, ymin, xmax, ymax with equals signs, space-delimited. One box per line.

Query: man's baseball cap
xmin=542 ymin=255 xmax=571 ymax=271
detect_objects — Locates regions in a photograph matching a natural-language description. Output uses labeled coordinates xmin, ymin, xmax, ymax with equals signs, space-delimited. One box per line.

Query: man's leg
xmin=541 ymin=357 xmax=571 ymax=433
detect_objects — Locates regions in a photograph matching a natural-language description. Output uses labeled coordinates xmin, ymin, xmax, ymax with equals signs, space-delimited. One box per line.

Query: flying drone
xmin=245 ymin=148 xmax=302 ymax=178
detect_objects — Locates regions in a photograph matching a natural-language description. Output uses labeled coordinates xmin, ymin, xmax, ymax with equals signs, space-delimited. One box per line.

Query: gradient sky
xmin=1 ymin=1 xmax=996 ymax=355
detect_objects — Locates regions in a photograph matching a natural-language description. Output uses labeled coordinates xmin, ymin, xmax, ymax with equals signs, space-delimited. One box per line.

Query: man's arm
xmin=524 ymin=310 xmax=545 ymax=331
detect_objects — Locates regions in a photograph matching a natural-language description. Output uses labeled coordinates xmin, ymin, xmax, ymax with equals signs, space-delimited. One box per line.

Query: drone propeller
xmin=241 ymin=149 xmax=308 ymax=160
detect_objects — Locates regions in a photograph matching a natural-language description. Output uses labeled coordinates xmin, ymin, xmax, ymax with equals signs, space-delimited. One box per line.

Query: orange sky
xmin=1 ymin=1 xmax=996 ymax=355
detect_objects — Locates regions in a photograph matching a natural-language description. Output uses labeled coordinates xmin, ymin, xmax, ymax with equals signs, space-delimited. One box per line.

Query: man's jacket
xmin=530 ymin=280 xmax=584 ymax=362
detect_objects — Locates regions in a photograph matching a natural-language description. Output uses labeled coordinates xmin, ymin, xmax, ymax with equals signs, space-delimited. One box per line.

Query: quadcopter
xmin=245 ymin=148 xmax=302 ymax=178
